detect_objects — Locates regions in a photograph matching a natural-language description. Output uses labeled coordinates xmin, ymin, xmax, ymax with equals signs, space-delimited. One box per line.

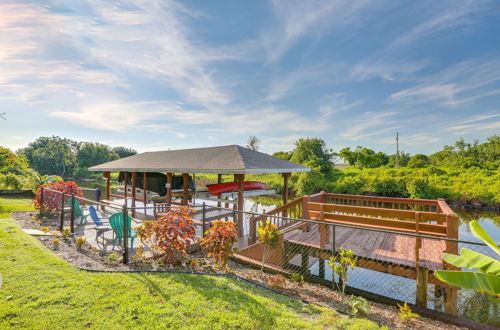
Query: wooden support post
xmin=131 ymin=172 xmax=137 ymax=217
xmin=302 ymin=195 xmax=310 ymax=231
xmin=416 ymin=268 xmax=428 ymax=308
xmin=319 ymin=204 xmax=329 ymax=247
xmin=143 ymin=172 xmax=147 ymax=215
xmin=124 ymin=172 xmax=128 ymax=205
xmin=235 ymin=174 xmax=245 ymax=236
xmin=70 ymin=194 xmax=75 ymax=234
xmin=202 ymin=202 xmax=206 ymax=237
xmin=444 ymin=288 xmax=457 ymax=315
xmin=332 ymin=224 xmax=336 ymax=253
xmin=166 ymin=173 xmax=173 ymax=206
xmin=103 ymin=171 xmax=110 ymax=200
xmin=282 ymin=173 xmax=290 ymax=205
xmin=59 ymin=191 xmax=65 ymax=231
xmin=182 ymin=173 xmax=189 ymax=205
xmin=249 ymin=216 xmax=257 ymax=244
xmin=217 ymin=174 xmax=222 ymax=207
xmin=122 ymin=205 xmax=128 ymax=264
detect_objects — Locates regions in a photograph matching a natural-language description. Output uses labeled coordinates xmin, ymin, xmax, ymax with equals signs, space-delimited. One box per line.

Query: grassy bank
xmin=0 ymin=197 xmax=384 ymax=329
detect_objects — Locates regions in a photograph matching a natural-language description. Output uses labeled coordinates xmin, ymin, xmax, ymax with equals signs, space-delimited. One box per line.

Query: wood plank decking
xmin=283 ymin=224 xmax=446 ymax=270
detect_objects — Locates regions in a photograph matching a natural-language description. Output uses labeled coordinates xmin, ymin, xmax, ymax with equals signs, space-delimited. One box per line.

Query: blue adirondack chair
xmin=109 ymin=213 xmax=136 ymax=249
xmin=88 ymin=205 xmax=112 ymax=239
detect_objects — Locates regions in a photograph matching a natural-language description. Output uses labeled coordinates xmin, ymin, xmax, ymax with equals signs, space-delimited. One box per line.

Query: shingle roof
xmin=89 ymin=145 xmax=310 ymax=174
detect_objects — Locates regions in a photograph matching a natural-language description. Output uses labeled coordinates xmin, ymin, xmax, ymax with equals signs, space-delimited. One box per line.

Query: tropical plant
xmin=75 ymin=237 xmax=86 ymax=248
xmin=200 ymin=220 xmax=238 ymax=269
xmin=136 ymin=207 xmax=196 ymax=265
xmin=29 ymin=170 xmax=62 ymax=192
xmin=398 ymin=302 xmax=419 ymax=324
xmin=346 ymin=295 xmax=371 ymax=316
xmin=434 ymin=221 xmax=500 ymax=295
xmin=290 ymin=273 xmax=305 ymax=286
xmin=257 ymin=220 xmax=280 ymax=270
xmin=328 ymin=246 xmax=358 ymax=295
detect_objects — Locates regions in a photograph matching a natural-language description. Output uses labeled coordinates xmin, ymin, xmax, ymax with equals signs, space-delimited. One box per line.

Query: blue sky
xmin=1 ymin=0 xmax=499 ymax=155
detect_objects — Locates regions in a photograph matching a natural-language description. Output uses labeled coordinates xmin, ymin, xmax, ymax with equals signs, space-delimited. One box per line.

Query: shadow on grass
xmin=130 ymin=272 xmax=307 ymax=328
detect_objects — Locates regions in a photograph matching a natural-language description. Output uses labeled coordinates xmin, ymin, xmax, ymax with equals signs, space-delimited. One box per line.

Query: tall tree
xmin=112 ymin=146 xmax=137 ymax=158
xmin=290 ymin=138 xmax=334 ymax=174
xmin=246 ymin=136 xmax=260 ymax=151
xmin=77 ymin=142 xmax=118 ymax=168
xmin=19 ymin=136 xmax=78 ymax=176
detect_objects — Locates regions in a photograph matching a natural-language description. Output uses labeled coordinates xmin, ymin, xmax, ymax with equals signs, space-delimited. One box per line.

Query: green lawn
xmin=0 ymin=196 xmax=385 ymax=329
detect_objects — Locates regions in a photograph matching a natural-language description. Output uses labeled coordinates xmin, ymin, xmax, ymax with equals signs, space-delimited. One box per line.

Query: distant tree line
xmin=268 ymin=135 xmax=499 ymax=206
xmin=16 ymin=136 xmax=137 ymax=177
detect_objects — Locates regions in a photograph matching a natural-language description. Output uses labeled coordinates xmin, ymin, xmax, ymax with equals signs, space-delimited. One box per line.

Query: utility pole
xmin=396 ymin=132 xmax=399 ymax=168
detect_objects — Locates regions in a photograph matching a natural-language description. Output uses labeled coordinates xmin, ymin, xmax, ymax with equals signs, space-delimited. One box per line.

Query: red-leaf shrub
xmin=136 ymin=206 xmax=196 ymax=265
xmin=34 ymin=180 xmax=82 ymax=215
xmin=200 ymin=220 xmax=237 ymax=269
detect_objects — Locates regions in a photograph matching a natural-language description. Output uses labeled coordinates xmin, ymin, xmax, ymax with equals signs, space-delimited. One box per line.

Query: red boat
xmin=207 ymin=181 xmax=267 ymax=195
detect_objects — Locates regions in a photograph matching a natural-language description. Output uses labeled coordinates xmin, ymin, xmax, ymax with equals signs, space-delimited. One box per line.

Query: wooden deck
xmin=283 ymin=224 xmax=446 ymax=270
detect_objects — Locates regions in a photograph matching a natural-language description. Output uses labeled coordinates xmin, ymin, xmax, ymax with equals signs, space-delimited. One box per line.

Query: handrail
xmin=324 ymin=193 xmax=438 ymax=206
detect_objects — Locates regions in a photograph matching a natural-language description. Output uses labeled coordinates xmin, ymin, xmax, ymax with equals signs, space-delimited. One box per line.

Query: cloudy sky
xmin=1 ymin=0 xmax=499 ymax=154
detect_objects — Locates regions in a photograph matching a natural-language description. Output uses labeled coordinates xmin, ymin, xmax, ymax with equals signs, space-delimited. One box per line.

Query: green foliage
xmin=388 ymin=151 xmax=410 ymax=167
xmin=257 ymin=219 xmax=281 ymax=270
xmin=19 ymin=136 xmax=78 ymax=176
xmin=328 ymin=247 xmax=358 ymax=296
xmin=398 ymin=302 xmax=419 ymax=324
xmin=339 ymin=146 xmax=389 ymax=168
xmin=435 ymin=221 xmax=500 ymax=295
xmin=18 ymin=136 xmax=136 ymax=177
xmin=111 ymin=146 xmax=137 ymax=158
xmin=290 ymin=138 xmax=334 ymax=174
xmin=272 ymin=151 xmax=292 ymax=160
xmin=290 ymin=273 xmax=305 ymax=286
xmin=104 ymin=253 xmax=121 ymax=265
xmin=346 ymin=295 xmax=371 ymax=317
xmin=407 ymin=154 xmax=430 ymax=168
xmin=77 ymin=142 xmax=118 ymax=169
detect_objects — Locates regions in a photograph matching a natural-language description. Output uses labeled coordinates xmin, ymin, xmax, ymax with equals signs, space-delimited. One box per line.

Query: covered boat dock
xmin=89 ymin=145 xmax=310 ymax=234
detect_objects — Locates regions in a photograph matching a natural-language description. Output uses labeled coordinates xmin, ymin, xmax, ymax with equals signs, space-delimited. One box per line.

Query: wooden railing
xmin=324 ymin=193 xmax=440 ymax=212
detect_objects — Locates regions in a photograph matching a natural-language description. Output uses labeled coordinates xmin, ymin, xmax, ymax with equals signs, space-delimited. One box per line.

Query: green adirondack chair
xmin=109 ymin=213 xmax=136 ymax=249
xmin=66 ymin=198 xmax=88 ymax=224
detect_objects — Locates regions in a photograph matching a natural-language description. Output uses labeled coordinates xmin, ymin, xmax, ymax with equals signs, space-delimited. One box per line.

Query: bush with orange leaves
xmin=136 ymin=206 xmax=196 ymax=265
xmin=200 ymin=220 xmax=237 ymax=269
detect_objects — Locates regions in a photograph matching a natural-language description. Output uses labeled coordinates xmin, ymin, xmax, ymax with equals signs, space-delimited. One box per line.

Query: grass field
xmin=0 ymin=196 xmax=385 ymax=329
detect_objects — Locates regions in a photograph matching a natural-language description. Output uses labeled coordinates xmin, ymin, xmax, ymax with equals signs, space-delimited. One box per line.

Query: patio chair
xmin=65 ymin=198 xmax=89 ymax=224
xmin=109 ymin=213 xmax=137 ymax=249
xmin=88 ymin=205 xmax=112 ymax=239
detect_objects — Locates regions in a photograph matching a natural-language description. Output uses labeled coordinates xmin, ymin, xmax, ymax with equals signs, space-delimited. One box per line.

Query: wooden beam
xmin=217 ymin=174 xmax=222 ymax=207
xmin=235 ymin=174 xmax=245 ymax=236
xmin=143 ymin=172 xmax=147 ymax=214
xmin=131 ymin=172 xmax=137 ymax=217
xmin=124 ymin=172 xmax=128 ymax=204
xmin=182 ymin=173 xmax=189 ymax=205
xmin=103 ymin=171 xmax=110 ymax=200
xmin=416 ymin=268 xmax=428 ymax=308
xmin=166 ymin=173 xmax=172 ymax=206
xmin=282 ymin=173 xmax=290 ymax=205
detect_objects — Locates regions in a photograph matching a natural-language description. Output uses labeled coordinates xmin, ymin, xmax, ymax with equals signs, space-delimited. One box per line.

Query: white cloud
xmin=265 ymin=0 xmax=376 ymax=63
xmin=388 ymin=57 xmax=500 ymax=106
xmin=318 ymin=93 xmax=363 ymax=117
xmin=340 ymin=111 xmax=399 ymax=141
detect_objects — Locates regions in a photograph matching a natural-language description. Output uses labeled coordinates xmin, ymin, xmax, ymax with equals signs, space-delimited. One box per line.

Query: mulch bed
xmin=13 ymin=211 xmax=464 ymax=330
